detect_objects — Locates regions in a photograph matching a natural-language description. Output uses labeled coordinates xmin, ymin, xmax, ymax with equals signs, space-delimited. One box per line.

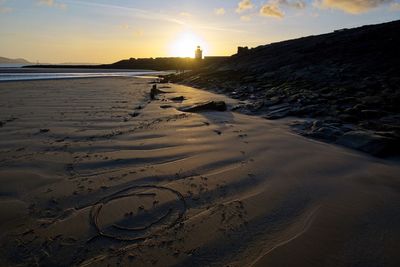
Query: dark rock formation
xmin=336 ymin=131 xmax=398 ymax=157
xmin=165 ymin=19 xmax=400 ymax=157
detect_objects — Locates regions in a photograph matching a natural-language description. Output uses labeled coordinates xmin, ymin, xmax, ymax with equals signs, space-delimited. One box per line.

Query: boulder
xmin=179 ymin=101 xmax=227 ymax=112
xmin=307 ymin=126 xmax=344 ymax=141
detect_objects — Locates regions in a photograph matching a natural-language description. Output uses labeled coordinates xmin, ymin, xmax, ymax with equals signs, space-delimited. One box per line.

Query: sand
xmin=0 ymin=77 xmax=399 ymax=267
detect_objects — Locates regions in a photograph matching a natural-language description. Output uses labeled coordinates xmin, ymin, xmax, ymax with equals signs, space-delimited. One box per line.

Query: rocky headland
xmin=165 ymin=20 xmax=400 ymax=157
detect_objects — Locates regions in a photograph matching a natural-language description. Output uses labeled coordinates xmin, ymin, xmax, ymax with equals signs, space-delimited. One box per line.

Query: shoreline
xmin=0 ymin=67 xmax=166 ymax=82
xmin=165 ymin=76 xmax=400 ymax=159
xmin=0 ymin=77 xmax=399 ymax=266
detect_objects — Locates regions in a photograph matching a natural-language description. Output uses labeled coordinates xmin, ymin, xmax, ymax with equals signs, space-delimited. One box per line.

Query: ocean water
xmin=0 ymin=67 xmax=165 ymax=82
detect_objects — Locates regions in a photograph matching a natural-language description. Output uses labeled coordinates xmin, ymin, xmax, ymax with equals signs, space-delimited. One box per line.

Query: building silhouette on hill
xmin=195 ymin=46 xmax=203 ymax=60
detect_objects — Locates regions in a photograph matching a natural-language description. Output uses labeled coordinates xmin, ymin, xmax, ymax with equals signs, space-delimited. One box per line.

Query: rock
xmin=307 ymin=126 xmax=343 ymax=141
xmin=290 ymin=120 xmax=313 ymax=131
xmin=129 ymin=112 xmax=140 ymax=117
xmin=311 ymin=120 xmax=323 ymax=130
xmin=361 ymin=96 xmax=382 ymax=106
xmin=336 ymin=130 xmax=398 ymax=156
xmin=160 ymin=105 xmax=173 ymax=109
xmin=339 ymin=114 xmax=358 ymax=123
xmin=360 ymin=109 xmax=384 ymax=119
xmin=150 ymin=84 xmax=168 ymax=100
xmin=179 ymin=101 xmax=227 ymax=112
xmin=343 ymin=107 xmax=359 ymax=116
xmin=264 ymin=109 xmax=290 ymax=120
xmin=39 ymin=129 xmax=50 ymax=133
xmin=170 ymin=96 xmax=186 ymax=102
xmin=268 ymin=103 xmax=290 ymax=111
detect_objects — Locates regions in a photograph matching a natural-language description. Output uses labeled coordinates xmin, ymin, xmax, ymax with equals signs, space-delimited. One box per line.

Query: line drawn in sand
xmin=88 ymin=185 xmax=187 ymax=242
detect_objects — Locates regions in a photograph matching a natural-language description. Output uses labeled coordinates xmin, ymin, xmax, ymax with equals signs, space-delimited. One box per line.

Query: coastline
xmin=0 ymin=67 xmax=166 ymax=82
xmin=0 ymin=77 xmax=400 ymax=266
xmin=165 ymin=74 xmax=400 ymax=159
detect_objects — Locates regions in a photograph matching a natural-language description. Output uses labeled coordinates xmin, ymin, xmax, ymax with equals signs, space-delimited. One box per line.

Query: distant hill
xmin=59 ymin=62 xmax=101 ymax=65
xmin=24 ymin=58 xmax=199 ymax=70
xmin=25 ymin=57 xmax=228 ymax=71
xmin=0 ymin=57 xmax=31 ymax=64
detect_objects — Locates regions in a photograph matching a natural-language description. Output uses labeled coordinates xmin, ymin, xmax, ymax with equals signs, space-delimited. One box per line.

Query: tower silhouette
xmin=195 ymin=46 xmax=202 ymax=60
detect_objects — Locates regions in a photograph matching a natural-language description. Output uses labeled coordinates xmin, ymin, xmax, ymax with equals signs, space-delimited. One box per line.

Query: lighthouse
xmin=195 ymin=46 xmax=203 ymax=60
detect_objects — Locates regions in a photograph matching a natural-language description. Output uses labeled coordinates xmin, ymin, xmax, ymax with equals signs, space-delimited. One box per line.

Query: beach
xmin=0 ymin=76 xmax=399 ymax=266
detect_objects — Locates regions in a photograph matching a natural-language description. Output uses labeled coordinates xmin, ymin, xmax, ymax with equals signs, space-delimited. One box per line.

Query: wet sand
xmin=0 ymin=77 xmax=399 ymax=266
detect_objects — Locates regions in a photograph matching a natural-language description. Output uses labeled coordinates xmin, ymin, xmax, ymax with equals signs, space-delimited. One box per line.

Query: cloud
xmin=38 ymin=0 xmax=66 ymax=9
xmin=259 ymin=0 xmax=306 ymax=18
xmin=236 ymin=0 xmax=254 ymax=13
xmin=280 ymin=0 xmax=307 ymax=9
xmin=179 ymin=12 xmax=192 ymax=18
xmin=214 ymin=7 xmax=226 ymax=15
xmin=65 ymin=1 xmax=244 ymax=34
xmin=240 ymin=15 xmax=252 ymax=21
xmin=260 ymin=3 xmax=284 ymax=18
xmin=315 ymin=0 xmax=394 ymax=14
xmin=69 ymin=1 xmax=185 ymax=25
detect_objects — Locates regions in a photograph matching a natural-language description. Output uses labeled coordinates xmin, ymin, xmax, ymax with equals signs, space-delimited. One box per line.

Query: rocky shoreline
xmin=162 ymin=73 xmax=399 ymax=157
xmin=161 ymin=20 xmax=400 ymax=157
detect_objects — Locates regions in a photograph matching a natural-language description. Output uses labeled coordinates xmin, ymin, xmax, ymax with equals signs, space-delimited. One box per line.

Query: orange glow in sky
xmin=0 ymin=1 xmax=398 ymax=63
xmin=169 ymin=32 xmax=209 ymax=58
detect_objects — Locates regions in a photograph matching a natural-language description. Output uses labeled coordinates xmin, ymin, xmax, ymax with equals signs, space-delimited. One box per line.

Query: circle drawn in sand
xmin=90 ymin=185 xmax=186 ymax=241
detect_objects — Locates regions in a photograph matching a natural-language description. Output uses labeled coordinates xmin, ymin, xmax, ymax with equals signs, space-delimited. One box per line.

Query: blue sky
xmin=1 ymin=0 xmax=399 ymax=63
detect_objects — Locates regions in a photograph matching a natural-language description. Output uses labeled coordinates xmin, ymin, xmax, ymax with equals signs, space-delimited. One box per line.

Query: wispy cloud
xmin=193 ymin=24 xmax=247 ymax=33
xmin=66 ymin=0 xmax=185 ymax=25
xmin=214 ymin=7 xmax=226 ymax=15
xmin=179 ymin=12 xmax=192 ymax=18
xmin=236 ymin=0 xmax=254 ymax=13
xmin=38 ymin=0 xmax=67 ymax=9
xmin=314 ymin=0 xmax=394 ymax=14
xmin=240 ymin=15 xmax=252 ymax=21
xmin=65 ymin=1 xmax=245 ymax=34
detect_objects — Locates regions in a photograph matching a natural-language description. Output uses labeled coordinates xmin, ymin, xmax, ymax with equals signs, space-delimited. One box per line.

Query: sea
xmin=0 ymin=64 xmax=165 ymax=82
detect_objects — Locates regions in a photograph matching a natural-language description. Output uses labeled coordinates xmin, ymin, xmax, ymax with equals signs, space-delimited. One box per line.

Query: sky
xmin=0 ymin=0 xmax=399 ymax=63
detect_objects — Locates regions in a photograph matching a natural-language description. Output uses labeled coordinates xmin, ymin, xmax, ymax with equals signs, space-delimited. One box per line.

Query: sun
xmin=169 ymin=32 xmax=208 ymax=58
